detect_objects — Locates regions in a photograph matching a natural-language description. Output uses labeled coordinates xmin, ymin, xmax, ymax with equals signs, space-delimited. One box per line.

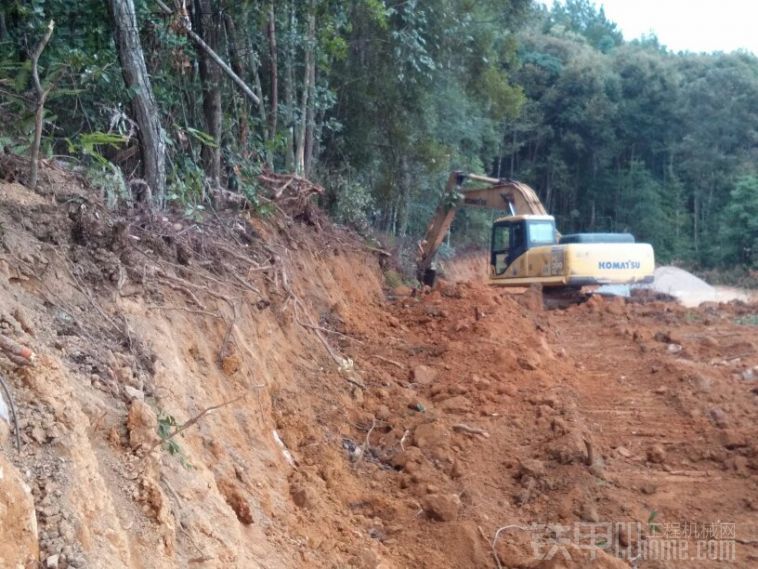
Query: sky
xmin=540 ymin=0 xmax=758 ymax=55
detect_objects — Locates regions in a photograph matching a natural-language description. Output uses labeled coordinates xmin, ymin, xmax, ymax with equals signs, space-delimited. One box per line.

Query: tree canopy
xmin=0 ymin=0 xmax=756 ymax=271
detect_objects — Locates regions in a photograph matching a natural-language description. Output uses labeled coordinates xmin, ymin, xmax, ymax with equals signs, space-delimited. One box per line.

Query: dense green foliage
xmin=0 ymin=0 xmax=755 ymax=270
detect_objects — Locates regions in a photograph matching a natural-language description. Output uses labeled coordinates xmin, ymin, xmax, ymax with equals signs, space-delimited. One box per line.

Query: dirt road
xmin=300 ymin=283 xmax=758 ymax=568
xmin=550 ymin=300 xmax=757 ymax=567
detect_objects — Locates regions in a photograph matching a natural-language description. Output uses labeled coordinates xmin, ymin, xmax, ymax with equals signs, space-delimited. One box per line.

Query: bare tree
xmin=223 ymin=11 xmax=249 ymax=149
xmin=267 ymin=2 xmax=278 ymax=144
xmin=28 ymin=20 xmax=54 ymax=191
xmin=295 ymin=0 xmax=315 ymax=175
xmin=283 ymin=1 xmax=296 ymax=171
xmin=109 ymin=0 xmax=166 ymax=202
xmin=193 ymin=0 xmax=223 ymax=188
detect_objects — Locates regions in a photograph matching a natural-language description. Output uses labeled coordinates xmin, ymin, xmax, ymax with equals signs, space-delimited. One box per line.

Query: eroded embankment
xmin=0 ymin=177 xmax=391 ymax=568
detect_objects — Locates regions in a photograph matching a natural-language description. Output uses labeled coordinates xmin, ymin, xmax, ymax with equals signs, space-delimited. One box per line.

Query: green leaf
xmin=186 ymin=127 xmax=218 ymax=148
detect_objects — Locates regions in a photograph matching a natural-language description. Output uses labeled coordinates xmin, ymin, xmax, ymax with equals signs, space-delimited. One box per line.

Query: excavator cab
xmin=491 ymin=217 xmax=558 ymax=275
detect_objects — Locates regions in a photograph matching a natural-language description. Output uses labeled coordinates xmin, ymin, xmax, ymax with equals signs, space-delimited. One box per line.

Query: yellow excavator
xmin=417 ymin=171 xmax=655 ymax=291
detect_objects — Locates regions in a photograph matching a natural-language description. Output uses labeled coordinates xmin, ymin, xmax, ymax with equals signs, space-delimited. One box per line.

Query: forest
xmin=0 ymin=0 xmax=756 ymax=272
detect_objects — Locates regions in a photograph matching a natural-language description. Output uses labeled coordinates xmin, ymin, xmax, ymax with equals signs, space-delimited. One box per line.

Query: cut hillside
xmin=0 ymin=169 xmax=756 ymax=569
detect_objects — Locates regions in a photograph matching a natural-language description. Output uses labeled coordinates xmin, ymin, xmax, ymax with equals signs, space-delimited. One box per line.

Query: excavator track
xmin=542 ymin=286 xmax=593 ymax=309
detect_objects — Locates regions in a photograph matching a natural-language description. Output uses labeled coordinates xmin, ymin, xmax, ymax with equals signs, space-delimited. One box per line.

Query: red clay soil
xmin=277 ymin=275 xmax=758 ymax=568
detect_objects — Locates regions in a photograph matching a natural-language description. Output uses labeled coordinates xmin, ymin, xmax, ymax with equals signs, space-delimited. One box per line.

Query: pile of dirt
xmin=0 ymin=168 xmax=756 ymax=569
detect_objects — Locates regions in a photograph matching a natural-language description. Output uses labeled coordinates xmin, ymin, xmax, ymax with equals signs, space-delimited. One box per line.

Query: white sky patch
xmin=540 ymin=0 xmax=758 ymax=55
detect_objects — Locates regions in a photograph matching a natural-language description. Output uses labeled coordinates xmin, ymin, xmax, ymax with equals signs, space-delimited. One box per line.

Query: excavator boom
xmin=417 ymin=171 xmax=547 ymax=283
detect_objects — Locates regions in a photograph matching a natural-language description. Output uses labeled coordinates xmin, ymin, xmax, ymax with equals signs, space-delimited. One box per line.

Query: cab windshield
xmin=528 ymin=220 xmax=557 ymax=245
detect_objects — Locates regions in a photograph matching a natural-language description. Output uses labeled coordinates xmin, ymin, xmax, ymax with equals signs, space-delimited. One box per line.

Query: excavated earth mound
xmin=0 ymin=171 xmax=756 ymax=569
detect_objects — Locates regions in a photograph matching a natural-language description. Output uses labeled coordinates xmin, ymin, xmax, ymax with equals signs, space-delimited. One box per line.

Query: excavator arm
xmin=416 ymin=171 xmax=548 ymax=283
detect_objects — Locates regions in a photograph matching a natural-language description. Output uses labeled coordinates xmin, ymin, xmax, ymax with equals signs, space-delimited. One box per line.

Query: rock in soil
xmin=422 ymin=493 xmax=461 ymax=522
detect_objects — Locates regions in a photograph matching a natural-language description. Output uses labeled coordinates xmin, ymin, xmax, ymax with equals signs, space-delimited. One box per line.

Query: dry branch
xmin=453 ymin=423 xmax=490 ymax=438
xmin=230 ymin=271 xmax=261 ymax=294
xmin=399 ymin=429 xmax=409 ymax=452
xmin=147 ymin=305 xmax=224 ymax=319
xmin=491 ymin=524 xmax=529 ymax=569
xmin=296 ymin=320 xmax=364 ymax=344
xmin=155 ymin=0 xmax=259 ymax=105
xmin=355 ymin=417 xmax=376 ymax=464
xmin=370 ymin=354 xmax=404 ymax=369
xmin=158 ymin=278 xmax=207 ymax=309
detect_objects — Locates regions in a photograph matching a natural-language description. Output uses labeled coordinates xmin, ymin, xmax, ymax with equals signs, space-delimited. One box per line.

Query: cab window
xmin=492 ymin=224 xmax=510 ymax=251
xmin=491 ymin=224 xmax=510 ymax=275
xmin=528 ymin=220 xmax=557 ymax=246
xmin=511 ymin=222 xmax=526 ymax=252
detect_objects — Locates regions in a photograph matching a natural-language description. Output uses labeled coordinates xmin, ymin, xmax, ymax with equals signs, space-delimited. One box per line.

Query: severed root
xmin=583 ymin=438 xmax=594 ymax=466
xmin=452 ymin=423 xmax=490 ymax=438
xmin=0 ymin=334 xmax=36 ymax=367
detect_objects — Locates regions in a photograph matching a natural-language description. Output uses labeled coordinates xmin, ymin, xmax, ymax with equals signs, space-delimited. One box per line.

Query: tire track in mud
xmin=552 ymin=310 xmax=758 ymax=568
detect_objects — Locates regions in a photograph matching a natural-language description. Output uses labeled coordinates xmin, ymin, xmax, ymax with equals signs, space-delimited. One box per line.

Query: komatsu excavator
xmin=417 ymin=171 xmax=655 ymax=291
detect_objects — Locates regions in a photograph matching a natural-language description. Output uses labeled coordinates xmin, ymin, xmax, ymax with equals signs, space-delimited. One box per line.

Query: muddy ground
xmin=0 ymin=171 xmax=756 ymax=569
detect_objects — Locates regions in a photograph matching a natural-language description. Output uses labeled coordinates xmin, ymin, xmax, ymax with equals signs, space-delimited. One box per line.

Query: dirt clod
xmin=422 ymin=493 xmax=461 ymax=522
xmin=411 ymin=365 xmax=438 ymax=385
xmin=126 ymin=400 xmax=159 ymax=450
xmin=647 ymin=444 xmax=666 ymax=464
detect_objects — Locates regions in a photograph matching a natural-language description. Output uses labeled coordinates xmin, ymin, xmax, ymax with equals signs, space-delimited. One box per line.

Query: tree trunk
xmin=0 ymin=11 xmax=8 ymax=41
xmin=246 ymin=46 xmax=269 ymax=160
xmin=223 ymin=12 xmax=248 ymax=150
xmin=295 ymin=0 xmax=315 ymax=175
xmin=510 ymin=129 xmax=516 ymax=178
xmin=304 ymin=38 xmax=316 ymax=176
xmin=284 ymin=1 xmax=296 ymax=171
xmin=267 ymin=2 xmax=278 ymax=144
xmin=193 ymin=0 xmax=223 ymax=188
xmin=109 ymin=0 xmax=166 ymax=203
xmin=29 ymin=20 xmax=54 ymax=192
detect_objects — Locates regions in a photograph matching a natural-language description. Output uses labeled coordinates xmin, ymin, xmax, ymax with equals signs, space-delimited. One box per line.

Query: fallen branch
xmin=230 ymin=272 xmax=261 ymax=294
xmin=159 ymin=278 xmax=207 ymax=309
xmin=355 ymin=418 xmax=376 ymax=464
xmin=400 ymin=429 xmax=409 ymax=452
xmin=0 ymin=372 xmax=20 ymax=451
xmin=296 ymin=320 xmax=364 ymax=344
xmin=147 ymin=305 xmax=224 ymax=319
xmin=453 ymin=423 xmax=490 ymax=439
xmin=491 ymin=524 xmax=529 ymax=569
xmin=156 ymin=270 xmax=232 ymax=304
xmin=212 ymin=242 xmax=262 ymax=267
xmin=365 ymin=246 xmax=391 ymax=257
xmin=148 ymin=396 xmax=244 ymax=454
xmin=273 ymin=176 xmax=294 ymax=199
xmin=369 ymin=354 xmax=404 ymax=369
xmin=345 ymin=376 xmax=366 ymax=390
xmin=155 ymin=0 xmax=259 ymax=105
